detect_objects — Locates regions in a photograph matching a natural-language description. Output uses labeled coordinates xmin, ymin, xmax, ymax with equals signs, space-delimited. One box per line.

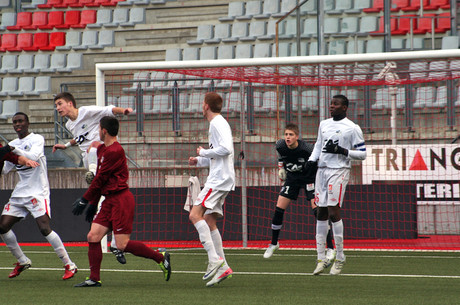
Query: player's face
xmin=99 ymin=124 xmax=105 ymax=141
xmin=202 ymin=100 xmax=208 ymax=117
xmin=329 ymin=97 xmax=347 ymax=117
xmin=284 ymin=129 xmax=299 ymax=149
xmin=12 ymin=114 xmax=29 ymax=139
xmin=55 ymin=98 xmax=73 ymax=117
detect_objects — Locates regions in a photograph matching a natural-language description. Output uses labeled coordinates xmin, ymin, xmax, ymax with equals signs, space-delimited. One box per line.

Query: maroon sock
xmin=88 ymin=242 xmax=102 ymax=282
xmin=124 ymin=240 xmax=164 ymax=263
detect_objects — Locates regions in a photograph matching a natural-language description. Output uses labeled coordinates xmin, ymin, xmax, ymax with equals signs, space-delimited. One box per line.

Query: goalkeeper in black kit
xmin=263 ymin=123 xmax=335 ymax=263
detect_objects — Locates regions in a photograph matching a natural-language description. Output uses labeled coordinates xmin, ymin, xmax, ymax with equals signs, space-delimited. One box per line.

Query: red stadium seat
xmin=6 ymin=12 xmax=32 ymax=31
xmin=425 ymin=0 xmax=450 ymax=10
xmin=0 ymin=34 xmax=17 ymax=52
xmin=23 ymin=12 xmax=48 ymax=30
xmin=79 ymin=0 xmax=96 ymax=6
xmin=393 ymin=14 xmax=418 ymax=35
xmin=71 ymin=10 xmax=97 ymax=29
xmin=413 ymin=13 xmax=437 ymax=34
xmin=363 ymin=0 xmax=383 ymax=13
xmin=40 ymin=32 xmax=66 ymax=51
xmin=401 ymin=0 xmax=429 ymax=11
xmin=38 ymin=11 xmax=65 ymax=30
xmin=86 ymin=0 xmax=112 ymax=6
xmin=37 ymin=0 xmax=63 ymax=8
xmin=435 ymin=12 xmax=451 ymax=33
xmin=390 ymin=0 xmax=410 ymax=11
xmin=102 ymin=0 xmax=124 ymax=6
xmin=10 ymin=33 xmax=33 ymax=52
xmin=55 ymin=10 xmax=81 ymax=29
xmin=55 ymin=0 xmax=79 ymax=7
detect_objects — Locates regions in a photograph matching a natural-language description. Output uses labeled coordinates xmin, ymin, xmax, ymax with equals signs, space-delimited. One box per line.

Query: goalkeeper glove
xmin=72 ymin=197 xmax=88 ymax=215
xmin=0 ymin=145 xmax=13 ymax=161
xmin=305 ymin=160 xmax=317 ymax=172
xmin=278 ymin=162 xmax=286 ymax=180
xmin=85 ymin=204 xmax=98 ymax=223
xmin=323 ymin=139 xmax=347 ymax=156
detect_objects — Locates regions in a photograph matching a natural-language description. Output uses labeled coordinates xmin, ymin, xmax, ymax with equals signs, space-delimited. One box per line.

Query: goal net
xmin=95 ymin=49 xmax=460 ymax=250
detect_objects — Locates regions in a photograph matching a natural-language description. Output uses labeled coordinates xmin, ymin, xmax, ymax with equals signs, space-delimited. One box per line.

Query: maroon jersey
xmin=0 ymin=144 xmax=19 ymax=174
xmin=84 ymin=141 xmax=129 ymax=203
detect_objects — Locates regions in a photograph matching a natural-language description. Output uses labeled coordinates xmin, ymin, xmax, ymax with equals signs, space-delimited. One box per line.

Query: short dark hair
xmin=333 ymin=94 xmax=349 ymax=107
xmin=284 ymin=123 xmax=299 ymax=135
xmin=54 ymin=92 xmax=76 ymax=108
xmin=13 ymin=112 xmax=29 ymax=123
xmin=100 ymin=116 xmax=119 ymax=136
xmin=204 ymin=92 xmax=223 ymax=113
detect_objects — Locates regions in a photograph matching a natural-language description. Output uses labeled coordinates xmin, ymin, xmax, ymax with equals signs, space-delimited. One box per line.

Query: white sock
xmin=210 ymin=229 xmax=226 ymax=264
xmin=45 ymin=231 xmax=72 ymax=265
xmin=194 ymin=220 xmax=219 ymax=262
xmin=111 ymin=233 xmax=117 ymax=249
xmin=332 ymin=220 xmax=345 ymax=261
xmin=316 ymin=220 xmax=328 ymax=260
xmin=1 ymin=230 xmax=29 ymax=264
xmin=88 ymin=147 xmax=98 ymax=174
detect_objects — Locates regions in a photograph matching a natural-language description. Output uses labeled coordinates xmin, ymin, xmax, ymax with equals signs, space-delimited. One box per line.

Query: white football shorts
xmin=315 ymin=167 xmax=350 ymax=208
xmin=2 ymin=196 xmax=51 ymax=219
xmin=193 ymin=186 xmax=229 ymax=217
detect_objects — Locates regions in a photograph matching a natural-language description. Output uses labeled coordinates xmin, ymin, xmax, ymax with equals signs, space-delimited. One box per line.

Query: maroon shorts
xmin=93 ymin=189 xmax=135 ymax=235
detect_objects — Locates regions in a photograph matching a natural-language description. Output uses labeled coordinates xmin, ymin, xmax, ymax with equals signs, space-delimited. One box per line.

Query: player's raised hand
xmin=52 ymin=144 xmax=66 ymax=153
xmin=123 ymin=108 xmax=133 ymax=115
xmin=189 ymin=157 xmax=198 ymax=166
xmin=72 ymin=197 xmax=89 ymax=215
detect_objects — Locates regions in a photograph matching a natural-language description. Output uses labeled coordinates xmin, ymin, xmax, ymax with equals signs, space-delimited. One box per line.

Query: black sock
xmin=271 ymin=207 xmax=285 ymax=245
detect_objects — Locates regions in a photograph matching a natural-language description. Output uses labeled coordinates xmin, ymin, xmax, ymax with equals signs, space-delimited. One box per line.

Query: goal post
xmin=95 ymin=49 xmax=460 ymax=250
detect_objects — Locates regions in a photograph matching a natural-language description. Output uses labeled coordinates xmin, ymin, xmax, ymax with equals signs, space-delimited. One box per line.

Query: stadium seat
xmin=42 ymin=53 xmax=66 ymax=73
xmin=7 ymin=12 xmax=32 ymax=31
xmin=55 ymin=0 xmax=79 ymax=7
xmin=235 ymin=44 xmax=253 ymax=58
xmin=436 ymin=12 xmax=451 ymax=33
xmin=56 ymin=31 xmax=81 ymax=50
xmin=328 ymin=40 xmax=346 ymax=55
xmin=236 ymin=1 xmax=262 ymax=20
xmin=187 ymin=24 xmax=213 ymax=45
xmin=217 ymin=45 xmax=234 ymax=59
xmin=301 ymin=18 xmax=318 ymax=38
xmin=413 ymin=13 xmax=437 ymax=34
xmin=124 ymin=71 xmax=150 ymax=92
xmin=104 ymin=8 xmax=129 ymax=27
xmin=120 ymin=8 xmax=145 ymax=27
xmin=424 ymin=0 xmax=450 ymax=10
xmin=433 ymin=86 xmax=447 ymax=107
xmin=87 ymin=9 xmax=112 ymax=28
xmin=142 ymin=94 xmax=157 ymax=114
xmin=219 ymin=2 xmax=245 ymax=22
xmin=345 ymin=0 xmax=371 ymax=13
xmin=254 ymin=0 xmax=280 ymax=19
xmin=40 ymin=31 xmax=65 ymax=51
xmin=413 ymin=86 xmax=435 ymax=108
xmin=0 ymin=12 xmax=16 ymax=31
xmin=370 ymin=16 xmax=396 ymax=35
xmin=328 ymin=0 xmax=353 ymax=14
xmin=72 ymin=10 xmax=97 ymax=28
xmin=24 ymin=53 xmax=50 ymax=73
xmin=152 ymin=94 xmax=172 ymax=114
xmin=165 ymin=48 xmax=182 ymax=61
xmin=21 ymin=32 xmax=46 ymax=51
xmin=340 ymin=17 xmax=359 ymax=35
xmin=204 ymin=24 xmax=231 ymax=44
xmin=10 ymin=77 xmax=35 ymax=97
xmin=22 ymin=11 xmax=47 ymax=30
xmin=309 ymin=41 xmax=318 ymax=55
xmin=29 ymin=76 xmax=51 ymax=95
xmin=273 ymin=42 xmax=290 ymax=57
xmin=292 ymin=89 xmax=318 ymax=111
xmin=38 ymin=11 xmax=64 ymax=30
xmin=391 ymin=38 xmax=405 ymax=49
xmin=347 ymin=39 xmax=365 ymax=54
xmin=259 ymin=19 xmax=276 ymax=40
xmin=55 ymin=10 xmax=81 ymax=29
xmin=10 ymin=54 xmax=34 ymax=73
xmin=324 ymin=17 xmax=340 ymax=35
xmin=73 ymin=31 xmax=98 ymax=50
xmin=401 ymin=0 xmax=428 ymax=11
xmin=241 ymin=20 xmax=267 ymax=41
xmin=278 ymin=19 xmax=296 ymax=40
xmin=222 ymin=22 xmax=249 ymax=42
xmin=183 ymin=47 xmax=199 ymax=60
xmin=200 ymin=46 xmax=217 ymax=60
xmin=366 ymin=39 xmax=384 ymax=53
xmin=409 ymin=61 xmax=429 ymax=79
xmin=89 ymin=30 xmax=114 ymax=49
xmin=0 ymin=55 xmax=17 ymax=73
xmin=184 ymin=91 xmax=204 ymax=113
xmin=0 ymin=99 xmax=19 ymax=119
xmin=38 ymin=0 xmax=63 ymax=8
xmin=393 ymin=15 xmax=417 ymax=35
xmin=363 ymin=0 xmax=383 ymax=12
xmin=1 ymin=77 xmax=18 ymax=95
xmin=253 ymin=43 xmax=271 ymax=58
xmin=441 ymin=36 xmax=459 ymax=49
xmin=9 ymin=33 xmax=33 ymax=52
xmin=390 ymin=0 xmax=410 ymax=11
xmin=117 ymin=95 xmax=135 ymax=111
xmin=222 ymin=91 xmax=241 ymax=112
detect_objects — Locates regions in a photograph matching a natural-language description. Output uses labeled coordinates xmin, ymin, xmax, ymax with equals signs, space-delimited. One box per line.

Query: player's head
xmin=284 ymin=123 xmax=299 ymax=149
xmin=203 ymin=92 xmax=223 ymax=115
xmin=12 ymin=112 xmax=30 ymax=139
xmin=54 ymin=92 xmax=77 ymax=117
xmin=99 ymin=116 xmax=119 ymax=140
xmin=330 ymin=94 xmax=348 ymax=118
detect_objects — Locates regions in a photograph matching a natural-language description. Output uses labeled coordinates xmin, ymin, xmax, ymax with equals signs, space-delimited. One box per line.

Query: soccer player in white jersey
xmin=0 ymin=112 xmax=78 ymax=280
xmin=308 ymin=95 xmax=366 ymax=275
xmin=52 ymin=92 xmax=132 ymax=264
xmin=188 ymin=92 xmax=235 ymax=287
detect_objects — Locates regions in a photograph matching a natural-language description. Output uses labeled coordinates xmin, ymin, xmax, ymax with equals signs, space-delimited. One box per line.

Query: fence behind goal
xmin=94 ymin=50 xmax=460 ymax=250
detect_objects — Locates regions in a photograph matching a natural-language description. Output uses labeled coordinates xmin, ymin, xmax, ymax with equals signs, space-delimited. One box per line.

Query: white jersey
xmin=65 ymin=105 xmax=115 ymax=153
xmin=3 ymin=133 xmax=50 ymax=199
xmin=309 ymin=117 xmax=366 ymax=168
xmin=197 ymin=114 xmax=235 ymax=191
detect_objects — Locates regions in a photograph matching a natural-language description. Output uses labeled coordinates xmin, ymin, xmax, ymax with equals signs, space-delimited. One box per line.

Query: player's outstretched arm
xmin=112 ymin=107 xmax=133 ymax=116
xmin=18 ymin=156 xmax=39 ymax=168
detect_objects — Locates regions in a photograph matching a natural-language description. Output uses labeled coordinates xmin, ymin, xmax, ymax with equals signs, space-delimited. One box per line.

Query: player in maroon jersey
xmin=72 ymin=116 xmax=171 ymax=287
